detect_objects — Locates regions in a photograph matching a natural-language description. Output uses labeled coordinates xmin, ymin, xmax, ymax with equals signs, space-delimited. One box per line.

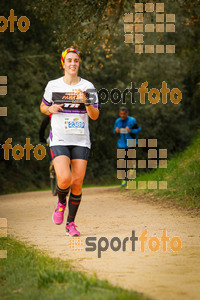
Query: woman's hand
xmin=77 ymin=89 xmax=87 ymax=104
xmin=40 ymin=101 xmax=63 ymax=115
xmin=49 ymin=104 xmax=64 ymax=114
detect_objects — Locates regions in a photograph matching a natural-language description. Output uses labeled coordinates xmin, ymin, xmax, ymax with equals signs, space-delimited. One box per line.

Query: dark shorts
xmin=50 ymin=145 xmax=90 ymax=161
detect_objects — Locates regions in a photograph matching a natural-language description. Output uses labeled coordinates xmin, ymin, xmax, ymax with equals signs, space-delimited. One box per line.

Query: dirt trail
xmin=0 ymin=187 xmax=200 ymax=300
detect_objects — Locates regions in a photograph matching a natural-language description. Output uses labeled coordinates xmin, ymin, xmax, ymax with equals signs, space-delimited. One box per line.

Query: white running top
xmin=43 ymin=77 xmax=98 ymax=149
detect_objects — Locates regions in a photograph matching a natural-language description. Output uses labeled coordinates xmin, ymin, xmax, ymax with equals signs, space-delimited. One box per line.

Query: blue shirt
xmin=113 ymin=116 xmax=141 ymax=148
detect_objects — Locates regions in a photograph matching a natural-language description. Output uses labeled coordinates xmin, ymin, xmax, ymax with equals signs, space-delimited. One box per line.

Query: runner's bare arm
xmin=40 ymin=101 xmax=64 ymax=115
xmin=86 ymin=105 xmax=99 ymax=120
xmin=76 ymin=89 xmax=99 ymax=120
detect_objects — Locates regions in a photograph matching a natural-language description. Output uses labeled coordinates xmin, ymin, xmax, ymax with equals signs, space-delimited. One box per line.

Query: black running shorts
xmin=50 ymin=145 xmax=90 ymax=161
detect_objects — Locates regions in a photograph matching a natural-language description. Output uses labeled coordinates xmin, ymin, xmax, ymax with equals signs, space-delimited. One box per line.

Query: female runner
xmin=40 ymin=48 xmax=99 ymax=236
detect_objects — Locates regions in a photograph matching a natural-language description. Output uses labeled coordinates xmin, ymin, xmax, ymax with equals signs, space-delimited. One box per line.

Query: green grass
xmin=0 ymin=237 xmax=150 ymax=300
xmin=131 ymin=131 xmax=200 ymax=208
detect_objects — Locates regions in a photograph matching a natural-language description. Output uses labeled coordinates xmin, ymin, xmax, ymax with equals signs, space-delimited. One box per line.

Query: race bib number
xmin=120 ymin=128 xmax=128 ymax=134
xmin=64 ymin=117 xmax=85 ymax=135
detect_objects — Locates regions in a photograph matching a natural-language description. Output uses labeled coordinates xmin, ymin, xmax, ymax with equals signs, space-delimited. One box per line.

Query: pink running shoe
xmin=65 ymin=222 xmax=80 ymax=236
xmin=52 ymin=202 xmax=66 ymax=225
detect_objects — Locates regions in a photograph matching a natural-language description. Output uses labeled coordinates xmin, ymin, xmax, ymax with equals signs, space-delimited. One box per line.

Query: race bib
xmin=120 ymin=128 xmax=128 ymax=134
xmin=64 ymin=116 xmax=85 ymax=135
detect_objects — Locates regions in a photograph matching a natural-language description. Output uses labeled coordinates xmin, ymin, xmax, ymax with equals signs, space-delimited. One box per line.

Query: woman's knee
xmin=57 ymin=174 xmax=71 ymax=188
xmin=71 ymin=177 xmax=83 ymax=191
